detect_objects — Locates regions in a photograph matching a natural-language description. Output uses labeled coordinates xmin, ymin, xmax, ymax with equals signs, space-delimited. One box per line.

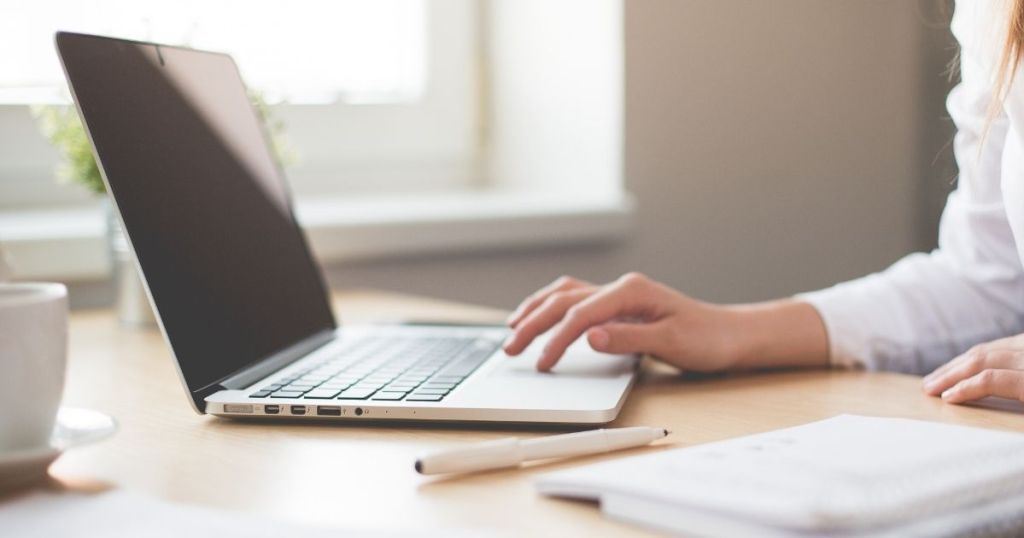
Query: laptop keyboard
xmin=247 ymin=335 xmax=502 ymax=403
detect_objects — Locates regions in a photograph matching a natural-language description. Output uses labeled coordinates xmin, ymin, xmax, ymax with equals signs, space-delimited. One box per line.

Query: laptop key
xmin=407 ymin=394 xmax=444 ymax=402
xmin=337 ymin=387 xmax=377 ymax=400
xmin=351 ymin=382 xmax=386 ymax=392
xmin=412 ymin=388 xmax=449 ymax=395
xmin=371 ymin=391 xmax=407 ymax=401
xmin=270 ymin=390 xmax=306 ymax=398
xmin=421 ymin=382 xmax=456 ymax=390
xmin=249 ymin=390 xmax=272 ymax=398
xmin=303 ymin=388 xmax=341 ymax=399
xmin=326 ymin=378 xmax=361 ymax=386
xmin=384 ymin=383 xmax=417 ymax=391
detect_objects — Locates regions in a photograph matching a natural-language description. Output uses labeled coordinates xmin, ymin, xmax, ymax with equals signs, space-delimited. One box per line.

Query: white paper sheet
xmin=0 ymin=489 xmax=485 ymax=538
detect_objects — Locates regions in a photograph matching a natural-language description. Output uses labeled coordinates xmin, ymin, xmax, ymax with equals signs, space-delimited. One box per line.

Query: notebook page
xmin=537 ymin=415 xmax=1024 ymax=533
xmin=601 ymin=488 xmax=1024 ymax=538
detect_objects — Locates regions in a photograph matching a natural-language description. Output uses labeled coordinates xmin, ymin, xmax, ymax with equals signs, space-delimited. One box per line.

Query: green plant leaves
xmin=32 ymin=91 xmax=295 ymax=196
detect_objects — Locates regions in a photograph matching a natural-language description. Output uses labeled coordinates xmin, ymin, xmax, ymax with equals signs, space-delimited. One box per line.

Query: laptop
xmin=55 ymin=32 xmax=638 ymax=424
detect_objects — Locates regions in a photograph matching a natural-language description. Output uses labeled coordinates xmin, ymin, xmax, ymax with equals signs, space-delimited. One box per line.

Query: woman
xmin=504 ymin=1 xmax=1024 ymax=406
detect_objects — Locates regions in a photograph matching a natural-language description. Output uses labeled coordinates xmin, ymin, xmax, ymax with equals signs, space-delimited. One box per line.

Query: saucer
xmin=0 ymin=407 xmax=117 ymax=492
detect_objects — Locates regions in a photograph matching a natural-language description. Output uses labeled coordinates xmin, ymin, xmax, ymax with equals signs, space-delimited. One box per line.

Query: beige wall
xmin=321 ymin=1 xmax=956 ymax=311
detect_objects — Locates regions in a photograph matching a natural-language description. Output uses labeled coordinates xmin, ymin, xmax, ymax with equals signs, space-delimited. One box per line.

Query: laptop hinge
xmin=192 ymin=383 xmax=225 ymax=414
xmin=193 ymin=328 xmax=337 ymax=407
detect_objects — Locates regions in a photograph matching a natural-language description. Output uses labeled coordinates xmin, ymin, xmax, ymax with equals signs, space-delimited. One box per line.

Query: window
xmin=0 ymin=0 xmax=427 ymax=104
xmin=0 ymin=0 xmax=630 ymax=280
xmin=0 ymin=0 xmax=478 ymax=207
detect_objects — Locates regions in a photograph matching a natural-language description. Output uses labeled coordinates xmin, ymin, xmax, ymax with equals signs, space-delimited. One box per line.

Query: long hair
xmin=993 ymin=0 xmax=1024 ymax=118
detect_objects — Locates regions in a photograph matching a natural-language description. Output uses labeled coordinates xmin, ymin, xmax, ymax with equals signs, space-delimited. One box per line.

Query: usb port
xmin=290 ymin=405 xmax=306 ymax=415
xmin=317 ymin=406 xmax=341 ymax=416
xmin=263 ymin=404 xmax=280 ymax=415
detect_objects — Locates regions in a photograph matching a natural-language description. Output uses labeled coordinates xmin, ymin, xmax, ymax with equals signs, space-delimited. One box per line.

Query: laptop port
xmin=354 ymin=407 xmax=364 ymax=416
xmin=317 ymin=406 xmax=341 ymax=416
xmin=263 ymin=405 xmax=280 ymax=415
xmin=290 ymin=405 xmax=306 ymax=415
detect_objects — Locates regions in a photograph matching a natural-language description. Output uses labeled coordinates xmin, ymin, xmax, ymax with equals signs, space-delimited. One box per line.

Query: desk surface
xmin=50 ymin=290 xmax=1024 ymax=535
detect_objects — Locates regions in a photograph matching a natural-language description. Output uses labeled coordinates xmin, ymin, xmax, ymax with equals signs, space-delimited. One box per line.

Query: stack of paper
xmin=537 ymin=415 xmax=1024 ymax=537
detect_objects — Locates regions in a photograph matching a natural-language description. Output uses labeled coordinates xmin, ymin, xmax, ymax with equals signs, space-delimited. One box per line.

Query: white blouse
xmin=798 ymin=1 xmax=1024 ymax=375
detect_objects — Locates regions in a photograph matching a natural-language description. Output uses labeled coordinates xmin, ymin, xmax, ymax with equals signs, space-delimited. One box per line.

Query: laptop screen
xmin=57 ymin=33 xmax=336 ymax=399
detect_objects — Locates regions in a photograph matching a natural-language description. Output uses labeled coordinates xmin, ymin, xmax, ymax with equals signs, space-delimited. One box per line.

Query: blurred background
xmin=0 ymin=0 xmax=958 ymax=312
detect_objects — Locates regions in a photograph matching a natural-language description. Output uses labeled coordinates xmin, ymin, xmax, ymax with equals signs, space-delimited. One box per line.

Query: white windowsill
xmin=0 ymin=190 xmax=634 ymax=281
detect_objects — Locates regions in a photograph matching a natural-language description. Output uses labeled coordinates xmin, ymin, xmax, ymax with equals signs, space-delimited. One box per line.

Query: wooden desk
xmin=50 ymin=290 xmax=1024 ymax=535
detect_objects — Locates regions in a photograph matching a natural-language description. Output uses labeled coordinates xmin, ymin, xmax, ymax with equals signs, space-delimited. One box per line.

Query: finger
xmin=587 ymin=321 xmax=670 ymax=356
xmin=925 ymin=339 xmax=1018 ymax=384
xmin=503 ymin=288 xmax=592 ymax=356
xmin=941 ymin=369 xmax=1024 ymax=404
xmin=923 ymin=349 xmax=1022 ymax=397
xmin=923 ymin=348 xmax=975 ymax=384
xmin=537 ymin=274 xmax=657 ymax=371
xmin=506 ymin=276 xmax=592 ymax=328
xmin=507 ymin=276 xmax=592 ymax=328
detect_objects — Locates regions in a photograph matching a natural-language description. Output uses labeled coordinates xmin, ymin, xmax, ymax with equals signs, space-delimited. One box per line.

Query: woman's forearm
xmin=724 ymin=300 xmax=830 ymax=370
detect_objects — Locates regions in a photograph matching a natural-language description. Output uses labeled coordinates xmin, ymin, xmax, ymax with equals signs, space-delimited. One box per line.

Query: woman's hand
xmin=502 ymin=273 xmax=830 ymax=373
xmin=923 ymin=334 xmax=1024 ymax=404
xmin=503 ymin=273 xmax=738 ymax=371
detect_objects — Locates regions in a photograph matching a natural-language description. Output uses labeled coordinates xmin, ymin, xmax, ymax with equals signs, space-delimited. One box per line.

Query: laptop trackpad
xmin=445 ymin=340 xmax=637 ymax=412
xmin=491 ymin=340 xmax=636 ymax=379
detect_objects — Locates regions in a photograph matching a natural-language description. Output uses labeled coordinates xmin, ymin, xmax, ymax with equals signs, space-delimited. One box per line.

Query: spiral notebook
xmin=537 ymin=415 xmax=1024 ymax=537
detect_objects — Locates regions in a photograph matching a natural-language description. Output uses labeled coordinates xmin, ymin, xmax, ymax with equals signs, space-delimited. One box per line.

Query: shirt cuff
xmin=794 ymin=287 xmax=872 ymax=370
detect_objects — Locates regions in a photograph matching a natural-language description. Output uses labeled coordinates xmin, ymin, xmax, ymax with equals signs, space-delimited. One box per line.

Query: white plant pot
xmin=0 ymin=243 xmax=11 ymax=283
xmin=105 ymin=202 xmax=157 ymax=328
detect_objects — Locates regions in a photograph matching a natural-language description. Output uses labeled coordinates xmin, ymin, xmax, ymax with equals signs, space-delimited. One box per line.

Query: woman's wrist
xmin=720 ymin=300 xmax=830 ymax=371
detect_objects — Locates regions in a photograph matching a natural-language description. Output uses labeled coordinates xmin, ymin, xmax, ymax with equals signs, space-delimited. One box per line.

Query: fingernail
xmin=502 ymin=334 xmax=515 ymax=351
xmin=941 ymin=389 xmax=954 ymax=400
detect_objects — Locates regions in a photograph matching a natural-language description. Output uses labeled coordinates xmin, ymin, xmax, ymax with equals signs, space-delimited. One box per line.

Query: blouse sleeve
xmin=795 ymin=1 xmax=1024 ymax=375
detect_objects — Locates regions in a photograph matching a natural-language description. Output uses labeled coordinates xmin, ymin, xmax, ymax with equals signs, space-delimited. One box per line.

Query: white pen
xmin=415 ymin=426 xmax=669 ymax=475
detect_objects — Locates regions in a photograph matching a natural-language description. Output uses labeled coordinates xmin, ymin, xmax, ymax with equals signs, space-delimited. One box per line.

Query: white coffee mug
xmin=0 ymin=283 xmax=68 ymax=452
